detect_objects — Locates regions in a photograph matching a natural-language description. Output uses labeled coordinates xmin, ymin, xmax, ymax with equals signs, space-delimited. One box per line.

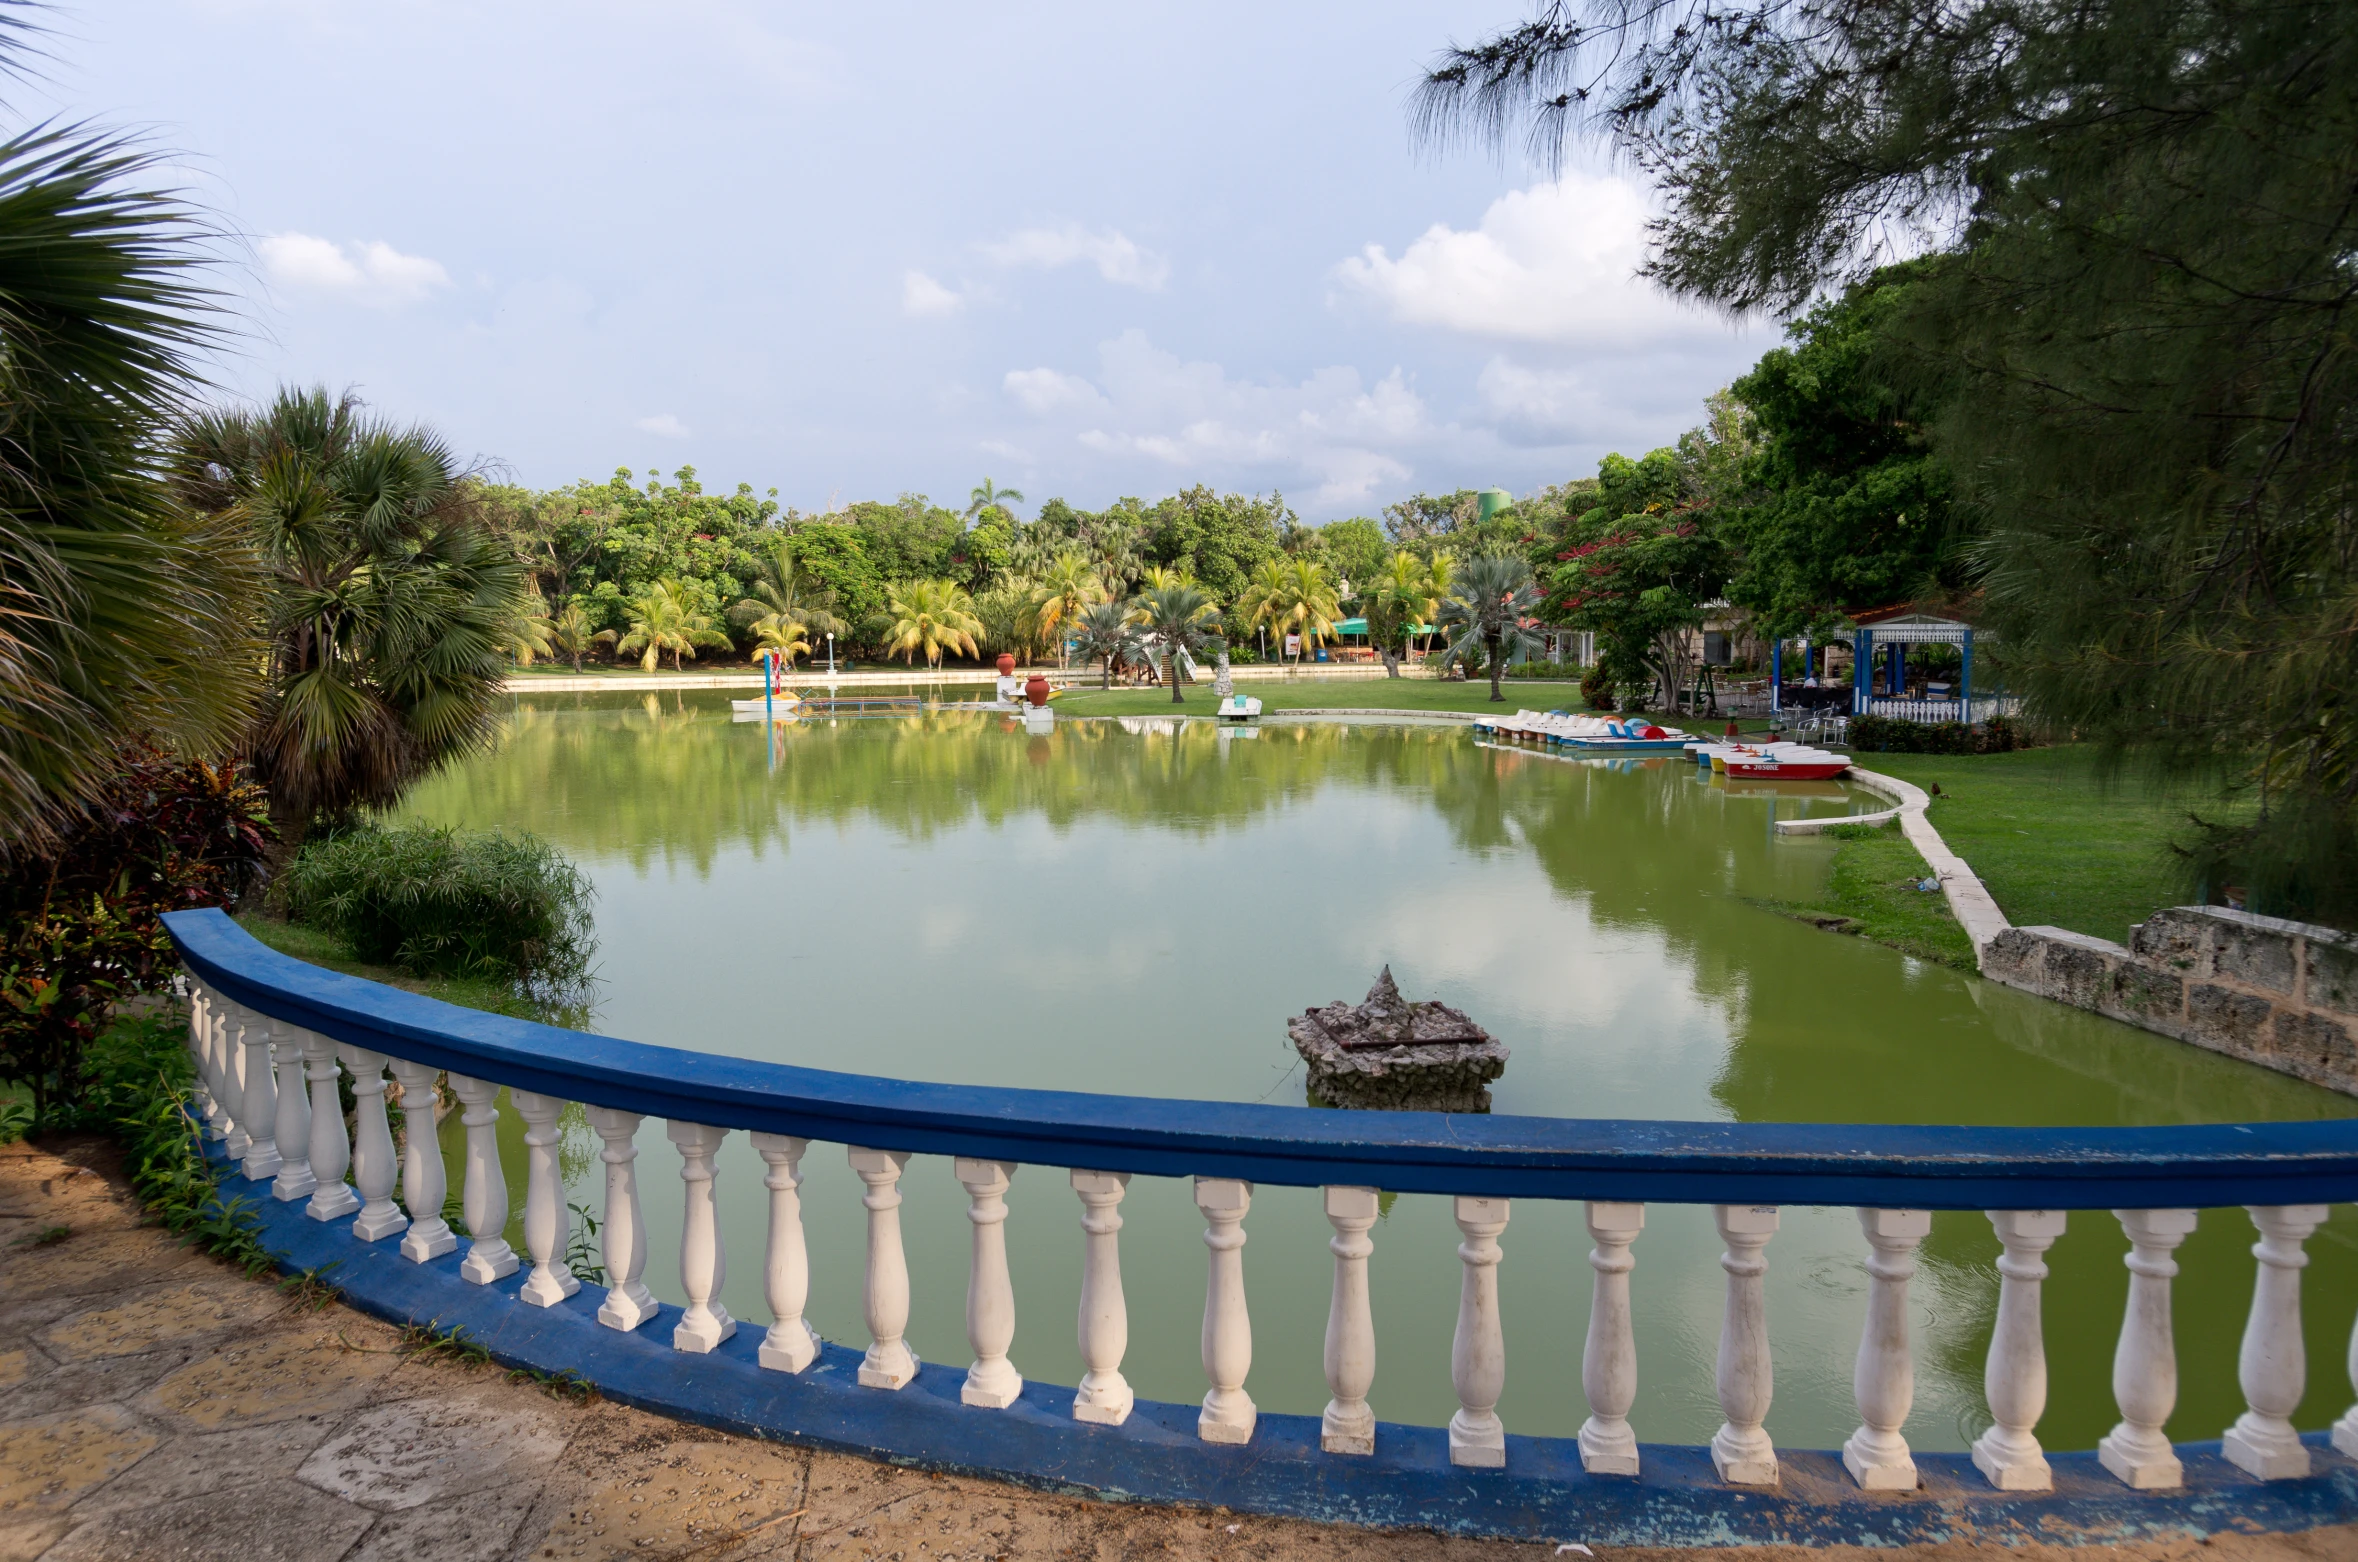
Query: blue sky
xmin=45 ymin=1 xmax=1769 ymax=520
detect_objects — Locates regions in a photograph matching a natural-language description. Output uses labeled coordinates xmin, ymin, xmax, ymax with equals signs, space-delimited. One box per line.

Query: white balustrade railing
xmin=172 ymin=961 xmax=2358 ymax=1494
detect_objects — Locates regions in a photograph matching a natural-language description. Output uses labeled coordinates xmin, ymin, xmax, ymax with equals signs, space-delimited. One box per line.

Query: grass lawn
xmin=1763 ymin=821 xmax=1978 ymax=970
xmin=1849 ymin=746 xmax=2224 ymax=945
xmin=234 ymin=911 xmax=543 ymax=1020
xmin=1052 ymin=677 xmax=1592 ymax=719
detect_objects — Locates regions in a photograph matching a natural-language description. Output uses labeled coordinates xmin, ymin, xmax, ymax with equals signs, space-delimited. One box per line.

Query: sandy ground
xmin=2 ymin=1134 xmax=2350 ymax=1562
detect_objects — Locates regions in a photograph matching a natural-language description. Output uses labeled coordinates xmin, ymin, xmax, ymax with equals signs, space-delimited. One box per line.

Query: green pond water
xmin=408 ymin=688 xmax=2358 ymax=1453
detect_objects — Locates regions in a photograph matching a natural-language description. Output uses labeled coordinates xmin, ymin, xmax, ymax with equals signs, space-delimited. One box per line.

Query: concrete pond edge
xmin=214 ymin=1148 xmax=2358 ymax=1549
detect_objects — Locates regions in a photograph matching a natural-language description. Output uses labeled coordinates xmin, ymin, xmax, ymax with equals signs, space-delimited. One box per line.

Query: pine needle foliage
xmin=1419 ymin=0 xmax=2358 ymax=924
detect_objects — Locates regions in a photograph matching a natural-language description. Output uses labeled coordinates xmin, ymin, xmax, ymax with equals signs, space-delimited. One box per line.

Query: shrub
xmin=0 ymin=743 xmax=272 ymax=1120
xmin=1848 ymin=714 xmax=2026 ymax=755
xmin=1580 ymin=666 xmax=1617 ymax=711
xmin=282 ymin=824 xmax=595 ymax=1004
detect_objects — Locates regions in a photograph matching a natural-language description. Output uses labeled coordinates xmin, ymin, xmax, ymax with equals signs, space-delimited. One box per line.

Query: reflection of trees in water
xmin=401 ymin=697 xmax=1483 ymax=873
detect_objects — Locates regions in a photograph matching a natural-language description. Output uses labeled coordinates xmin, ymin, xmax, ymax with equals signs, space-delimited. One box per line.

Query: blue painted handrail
xmin=167 ymin=908 xmax=2358 ymax=1210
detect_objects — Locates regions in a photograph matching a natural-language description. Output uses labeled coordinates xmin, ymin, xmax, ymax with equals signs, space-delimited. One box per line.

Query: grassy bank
xmin=234 ymin=911 xmax=547 ymax=1020
xmin=1052 ymin=677 xmax=1591 ymax=720
xmin=1851 ymin=747 xmax=2223 ymax=945
xmin=1764 ymin=821 xmax=1978 ymax=970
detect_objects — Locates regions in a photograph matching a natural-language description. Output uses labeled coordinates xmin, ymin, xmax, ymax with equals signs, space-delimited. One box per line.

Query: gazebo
xmin=1845 ymin=605 xmax=2010 ymax=724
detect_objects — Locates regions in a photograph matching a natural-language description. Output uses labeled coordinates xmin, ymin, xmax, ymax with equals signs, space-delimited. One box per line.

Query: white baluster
xmin=590 ymin=1107 xmax=658 ymax=1330
xmin=302 ymin=1035 xmax=360 ymax=1221
xmin=2223 ymin=1204 xmax=2329 ymax=1480
xmin=2334 ymin=1303 xmax=2358 ymax=1460
xmin=237 ymin=1009 xmax=281 ymax=1181
xmin=1320 ymin=1185 xmax=1379 ymax=1455
xmin=668 ymin=1121 xmax=736 ymax=1351
xmin=512 ymin=1089 xmax=579 ymax=1305
xmin=1972 ymin=1209 xmax=2066 ymax=1490
xmin=343 ymin=1046 xmax=409 ymax=1242
xmin=1578 ymin=1201 xmax=1644 ymax=1475
xmin=848 ymin=1147 xmax=917 ymax=1387
xmin=221 ymin=1003 xmax=251 ymax=1161
xmin=956 ymin=1158 xmax=1023 ymax=1408
xmin=387 ymin=1059 xmax=457 ymax=1261
xmin=448 ymin=1075 xmax=517 ymax=1282
xmin=2098 ymin=1208 xmax=2198 ymax=1488
xmin=1196 ymin=1176 xmax=1257 ymax=1445
xmin=197 ymin=989 xmax=228 ymax=1140
xmin=1070 ymin=1169 xmax=1134 ymax=1425
xmin=184 ymin=981 xmax=218 ymax=1133
xmin=268 ymin=1021 xmax=315 ymax=1202
xmin=1449 ymin=1194 xmax=1509 ymax=1468
xmin=751 ymin=1134 xmax=820 ymax=1372
xmin=1843 ymin=1207 xmax=1931 ymax=1490
xmin=1711 ymin=1204 xmax=1779 ymax=1486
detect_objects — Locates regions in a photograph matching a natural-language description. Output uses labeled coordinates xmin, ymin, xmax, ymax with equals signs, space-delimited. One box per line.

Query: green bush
xmin=282 ymin=824 xmax=595 ymax=1004
xmin=1848 ymin=713 xmax=2023 ymax=755
xmin=1581 ymin=665 xmax=1617 ymax=711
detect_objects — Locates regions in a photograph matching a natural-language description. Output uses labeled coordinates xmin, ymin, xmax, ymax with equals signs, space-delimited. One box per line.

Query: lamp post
xmin=826 ymin=632 xmax=835 ymax=677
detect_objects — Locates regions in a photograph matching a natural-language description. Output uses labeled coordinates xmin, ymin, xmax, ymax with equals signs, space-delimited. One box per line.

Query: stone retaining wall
xmin=1983 ymin=906 xmax=2358 ymax=1094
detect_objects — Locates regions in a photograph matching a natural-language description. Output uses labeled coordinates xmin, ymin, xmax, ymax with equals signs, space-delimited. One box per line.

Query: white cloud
xmin=1002 ymin=366 xmax=1103 ymax=417
xmin=981 ymin=224 xmax=1169 ymax=290
xmin=901 ymin=269 xmax=964 ymax=318
xmin=1333 ymin=175 xmax=1732 ymax=350
xmin=636 ymin=413 xmax=689 ymax=437
xmin=1003 ymin=329 xmax=1427 ymax=509
xmin=258 ymin=232 xmax=451 ymax=307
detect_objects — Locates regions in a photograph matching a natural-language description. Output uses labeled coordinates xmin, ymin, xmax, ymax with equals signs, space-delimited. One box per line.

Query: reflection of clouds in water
xmin=917 ymin=903 xmax=973 ymax=949
xmin=1343 ymin=870 xmax=1738 ymax=1118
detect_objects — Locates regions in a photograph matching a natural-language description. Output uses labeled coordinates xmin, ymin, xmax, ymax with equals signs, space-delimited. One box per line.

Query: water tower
xmin=1476 ymin=487 xmax=1512 ymax=524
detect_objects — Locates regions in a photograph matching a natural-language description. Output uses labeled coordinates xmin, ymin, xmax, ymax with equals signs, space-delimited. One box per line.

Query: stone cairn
xmin=1288 ymin=967 xmax=1508 ymax=1113
xmin=1212 ymin=648 xmax=1235 ymax=701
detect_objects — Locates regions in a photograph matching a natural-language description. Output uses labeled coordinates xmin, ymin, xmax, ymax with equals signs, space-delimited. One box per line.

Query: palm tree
xmin=1419 ymin=551 xmax=1457 ymax=658
xmin=743 ymin=611 xmax=811 ymax=668
xmin=733 ymin=535 xmax=848 ymax=642
xmin=885 ymin=578 xmax=984 ymax=667
xmin=1028 ymin=550 xmax=1107 ymax=663
xmin=601 ymin=577 xmax=729 ymax=672
xmin=1237 ymin=557 xmax=1341 ymax=663
xmin=1133 ymin=584 xmax=1222 ymax=705
xmin=966 ymin=478 xmax=1025 ymax=520
xmin=170 ymin=387 xmax=523 ymax=842
xmin=1068 ymin=599 xmax=1146 ymax=690
xmin=547 ymin=602 xmax=597 ymax=672
xmin=503 ymin=591 xmax=557 ymax=665
xmin=1437 ymin=555 xmax=1547 ymax=703
xmin=1366 ymin=551 xmax=1431 ymax=677
xmin=1 ymin=111 xmax=262 ymax=854
xmin=1138 ymin=562 xmax=1194 ymax=592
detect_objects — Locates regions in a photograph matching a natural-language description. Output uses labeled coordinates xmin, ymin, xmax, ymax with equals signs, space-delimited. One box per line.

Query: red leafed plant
xmin=1 ymin=741 xmax=273 ymax=1120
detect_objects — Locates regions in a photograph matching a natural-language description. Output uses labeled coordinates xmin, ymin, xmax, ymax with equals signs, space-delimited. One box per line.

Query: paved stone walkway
xmin=1 ymin=1136 xmax=2349 ymax=1562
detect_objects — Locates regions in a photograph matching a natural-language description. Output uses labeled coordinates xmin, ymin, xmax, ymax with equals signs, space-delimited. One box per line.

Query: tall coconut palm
xmin=885 ymin=578 xmax=984 ymax=667
xmin=547 ymin=602 xmax=597 ymax=672
xmin=1437 ymin=555 xmax=1547 ymax=703
xmin=1238 ymin=557 xmax=1341 ymax=663
xmin=169 ymin=387 xmax=522 ymax=841
xmin=1419 ymin=551 xmax=1457 ymax=658
xmin=966 ymin=477 xmax=1025 ymax=520
xmin=733 ymin=535 xmax=848 ymax=642
xmin=601 ymin=577 xmax=727 ymax=672
xmin=0 ymin=113 xmax=262 ymax=855
xmin=1366 ymin=551 xmax=1431 ymax=677
xmin=1028 ymin=549 xmax=1107 ymax=663
xmin=1133 ymin=584 xmax=1222 ymax=705
xmin=1068 ymin=599 xmax=1146 ymax=690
